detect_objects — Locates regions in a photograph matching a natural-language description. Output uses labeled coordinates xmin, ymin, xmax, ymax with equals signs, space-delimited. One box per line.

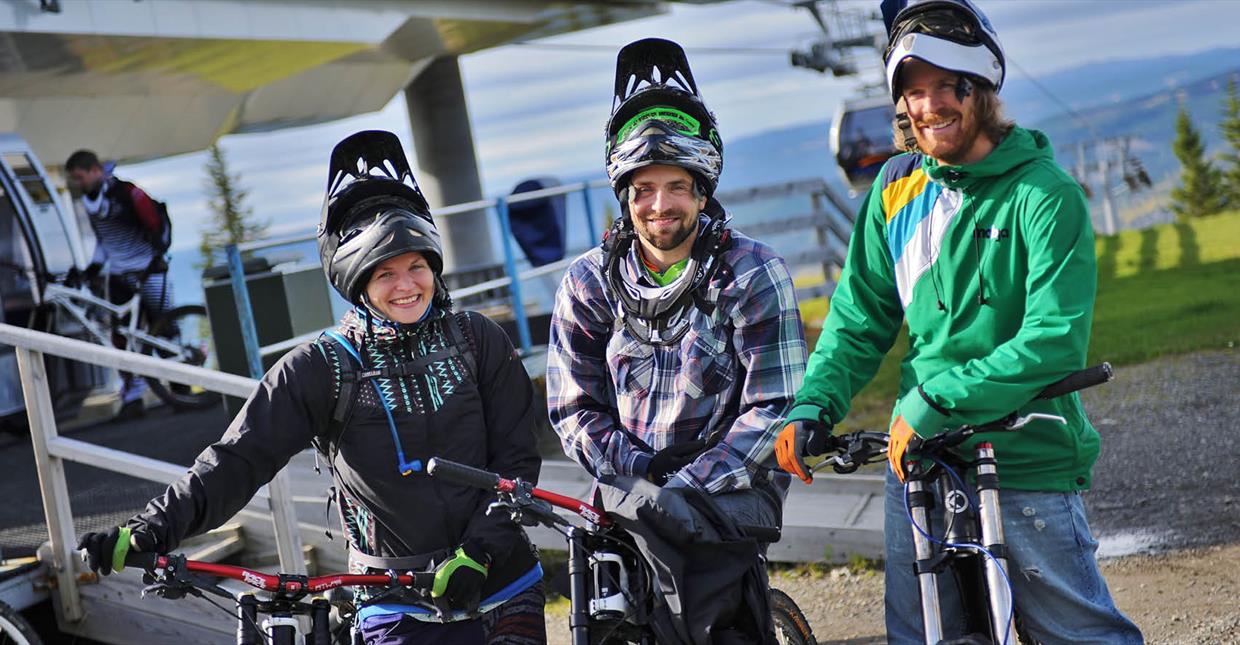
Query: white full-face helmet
xmin=882 ymin=0 xmax=1005 ymax=102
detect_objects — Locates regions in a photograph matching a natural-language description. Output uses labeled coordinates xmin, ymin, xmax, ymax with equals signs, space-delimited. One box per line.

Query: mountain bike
xmin=426 ymin=458 xmax=817 ymax=645
xmin=805 ymin=364 xmax=1114 ymax=645
xmin=118 ymin=551 xmax=440 ymax=645
xmin=40 ymin=276 xmax=219 ymax=410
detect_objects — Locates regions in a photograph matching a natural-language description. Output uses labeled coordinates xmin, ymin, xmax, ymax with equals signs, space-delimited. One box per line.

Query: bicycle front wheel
xmin=0 ymin=600 xmax=42 ymax=645
xmin=144 ymin=305 xmax=221 ymax=410
xmin=770 ymin=588 xmax=815 ymax=645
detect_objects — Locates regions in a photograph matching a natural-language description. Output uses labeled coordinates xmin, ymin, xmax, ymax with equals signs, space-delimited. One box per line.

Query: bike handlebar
xmin=1033 ymin=362 xmax=1112 ymax=400
xmin=124 ymin=552 xmax=435 ymax=596
xmin=814 ymin=364 xmax=1115 ymax=474
xmin=427 ymin=458 xmax=613 ymax=528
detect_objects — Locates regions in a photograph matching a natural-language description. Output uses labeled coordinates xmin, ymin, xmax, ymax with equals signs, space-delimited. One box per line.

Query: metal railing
xmin=0 ymin=323 xmax=304 ymax=624
xmin=227 ymin=176 xmax=855 ymax=368
xmin=227 ymin=179 xmax=609 ymax=364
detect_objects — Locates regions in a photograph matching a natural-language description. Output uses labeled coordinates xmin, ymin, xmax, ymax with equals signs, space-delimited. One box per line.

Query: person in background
xmin=65 ymin=149 xmax=171 ymax=417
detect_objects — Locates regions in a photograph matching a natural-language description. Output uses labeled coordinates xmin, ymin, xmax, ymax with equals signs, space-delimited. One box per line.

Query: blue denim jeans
xmin=882 ymin=472 xmax=1143 ymax=644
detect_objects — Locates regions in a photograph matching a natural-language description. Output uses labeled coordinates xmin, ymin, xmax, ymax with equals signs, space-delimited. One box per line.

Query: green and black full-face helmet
xmin=316 ymin=130 xmax=449 ymax=309
xmin=604 ymin=38 xmax=723 ymax=199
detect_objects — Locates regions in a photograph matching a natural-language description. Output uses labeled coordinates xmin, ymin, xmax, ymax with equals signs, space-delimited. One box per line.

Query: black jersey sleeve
xmin=460 ymin=312 xmax=542 ymax=561
xmin=126 ymin=343 xmax=334 ymax=552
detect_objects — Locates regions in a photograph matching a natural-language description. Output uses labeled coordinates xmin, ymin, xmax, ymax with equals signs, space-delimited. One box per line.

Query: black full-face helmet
xmin=600 ymin=40 xmax=733 ymax=345
xmin=605 ymin=38 xmax=723 ymax=199
xmin=882 ymin=0 xmax=1005 ymax=102
xmin=316 ymin=130 xmax=447 ymax=308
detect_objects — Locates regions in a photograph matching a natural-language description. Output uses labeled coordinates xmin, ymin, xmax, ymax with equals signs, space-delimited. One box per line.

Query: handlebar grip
xmin=124 ymin=551 xmax=160 ymax=571
xmin=738 ymin=524 xmax=782 ymax=544
xmin=426 ymin=457 xmax=501 ymax=491
xmin=1036 ymin=363 xmax=1113 ymax=400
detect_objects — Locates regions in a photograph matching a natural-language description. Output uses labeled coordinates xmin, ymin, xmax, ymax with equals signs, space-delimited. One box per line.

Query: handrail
xmin=3 ymin=322 xmax=307 ymax=626
xmin=231 ymin=175 xmax=853 ymax=362
xmin=0 ymin=323 xmax=255 ymax=397
xmin=235 ymin=179 xmax=611 ymax=253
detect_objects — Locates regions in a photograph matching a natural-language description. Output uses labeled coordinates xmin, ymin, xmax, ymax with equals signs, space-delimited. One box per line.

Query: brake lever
xmin=1005 ymin=413 xmax=1067 ymax=430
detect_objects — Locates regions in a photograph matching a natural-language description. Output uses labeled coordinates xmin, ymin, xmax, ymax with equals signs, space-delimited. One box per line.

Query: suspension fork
xmin=938 ymin=467 xmax=991 ymax=639
xmin=974 ymin=443 xmax=1018 ymax=645
xmin=567 ymin=526 xmax=592 ymax=645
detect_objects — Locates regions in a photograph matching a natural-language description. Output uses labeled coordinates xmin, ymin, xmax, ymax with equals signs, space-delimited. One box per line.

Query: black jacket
xmin=128 ymin=309 xmax=542 ymax=599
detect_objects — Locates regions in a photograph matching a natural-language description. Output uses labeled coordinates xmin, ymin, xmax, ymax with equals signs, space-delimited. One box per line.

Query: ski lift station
xmin=0 ymin=1 xmax=882 ymax=642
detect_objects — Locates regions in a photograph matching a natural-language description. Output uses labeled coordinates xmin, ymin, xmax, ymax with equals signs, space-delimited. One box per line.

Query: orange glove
xmin=887 ymin=415 xmax=918 ymax=483
xmin=775 ymin=420 xmax=834 ymax=485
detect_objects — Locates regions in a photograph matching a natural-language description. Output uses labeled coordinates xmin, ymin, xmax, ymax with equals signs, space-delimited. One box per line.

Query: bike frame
xmin=42 ymin=281 xmax=188 ymax=359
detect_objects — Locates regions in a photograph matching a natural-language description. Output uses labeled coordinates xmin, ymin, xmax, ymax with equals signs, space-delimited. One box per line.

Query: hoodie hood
xmin=923 ymin=127 xmax=1053 ymax=190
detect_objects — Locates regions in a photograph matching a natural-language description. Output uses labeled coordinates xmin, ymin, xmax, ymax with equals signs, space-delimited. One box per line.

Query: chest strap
xmin=349 ymin=545 xmax=451 ymax=572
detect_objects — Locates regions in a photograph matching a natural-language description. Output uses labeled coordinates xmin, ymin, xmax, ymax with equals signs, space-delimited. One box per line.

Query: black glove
xmin=145 ymin=255 xmax=169 ymax=276
xmin=82 ymin=262 xmax=103 ymax=281
xmin=646 ymin=439 xmax=707 ymax=485
xmin=77 ymin=526 xmax=155 ymax=576
xmin=432 ymin=541 xmax=490 ymax=613
xmin=62 ymin=266 xmax=82 ymax=288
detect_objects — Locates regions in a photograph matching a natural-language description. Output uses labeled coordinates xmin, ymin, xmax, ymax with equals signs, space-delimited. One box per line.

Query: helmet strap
xmin=955 ymin=76 xmax=974 ymax=102
xmin=894 ymin=98 xmax=918 ymax=152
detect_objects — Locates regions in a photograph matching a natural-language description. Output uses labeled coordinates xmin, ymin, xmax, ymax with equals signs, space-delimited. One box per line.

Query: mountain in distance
xmin=1001 ymin=46 xmax=1240 ymax=125
xmin=715 ymin=47 xmax=1240 ymax=199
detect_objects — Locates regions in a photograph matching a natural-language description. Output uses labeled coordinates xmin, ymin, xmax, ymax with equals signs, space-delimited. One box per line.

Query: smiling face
xmin=627 ymin=164 xmax=706 ymax=269
xmin=364 ymin=251 xmax=435 ymax=324
xmin=899 ymin=59 xmax=995 ymax=166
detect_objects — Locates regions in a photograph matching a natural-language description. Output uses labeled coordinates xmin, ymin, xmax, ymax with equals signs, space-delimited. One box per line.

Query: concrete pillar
xmin=404 ymin=55 xmax=495 ymax=273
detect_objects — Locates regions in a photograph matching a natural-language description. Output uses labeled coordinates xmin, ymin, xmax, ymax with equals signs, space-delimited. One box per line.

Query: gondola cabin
xmin=829 ymin=95 xmax=899 ymax=195
xmin=0 ymin=134 xmax=104 ymax=427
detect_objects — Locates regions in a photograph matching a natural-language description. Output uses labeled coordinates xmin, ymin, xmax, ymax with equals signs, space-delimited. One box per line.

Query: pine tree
xmin=1169 ymin=105 xmax=1227 ymax=220
xmin=1218 ymin=76 xmax=1240 ymax=209
xmin=199 ymin=142 xmax=268 ymax=269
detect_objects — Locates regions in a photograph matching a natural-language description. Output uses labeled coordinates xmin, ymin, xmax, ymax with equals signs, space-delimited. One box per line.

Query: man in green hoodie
xmin=774 ymin=1 xmax=1142 ymax=643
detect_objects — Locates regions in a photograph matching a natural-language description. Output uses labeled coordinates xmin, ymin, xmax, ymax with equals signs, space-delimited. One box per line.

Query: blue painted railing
xmin=225 ymin=179 xmax=611 ymax=370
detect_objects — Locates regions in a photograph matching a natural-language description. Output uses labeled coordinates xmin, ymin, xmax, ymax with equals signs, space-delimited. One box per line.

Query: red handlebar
xmin=428 ymin=458 xmax=612 ymax=528
xmin=135 ymin=555 xmax=435 ymax=594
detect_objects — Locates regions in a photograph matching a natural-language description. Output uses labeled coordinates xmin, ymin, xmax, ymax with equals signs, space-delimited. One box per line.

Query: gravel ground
xmin=547 ymin=349 xmax=1240 ymax=644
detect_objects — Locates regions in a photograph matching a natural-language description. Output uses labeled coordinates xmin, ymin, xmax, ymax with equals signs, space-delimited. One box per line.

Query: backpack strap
xmin=445 ymin=311 xmax=479 ymax=383
xmin=321 ymin=330 xmax=363 ymax=429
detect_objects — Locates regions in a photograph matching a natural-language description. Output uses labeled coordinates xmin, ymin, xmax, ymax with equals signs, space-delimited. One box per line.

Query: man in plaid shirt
xmin=546 ymin=39 xmax=806 ymax=542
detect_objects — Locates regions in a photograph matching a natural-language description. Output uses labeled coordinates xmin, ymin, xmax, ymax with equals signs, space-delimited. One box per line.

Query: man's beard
xmin=915 ymin=110 xmax=984 ymax=165
xmin=634 ymin=209 xmax=698 ymax=251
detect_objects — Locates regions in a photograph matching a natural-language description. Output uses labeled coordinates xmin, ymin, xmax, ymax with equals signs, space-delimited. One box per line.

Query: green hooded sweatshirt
xmin=787 ymin=127 xmax=1099 ymax=492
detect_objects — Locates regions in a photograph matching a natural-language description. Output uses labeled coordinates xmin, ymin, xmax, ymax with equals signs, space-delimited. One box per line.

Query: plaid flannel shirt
xmin=547 ymin=224 xmax=806 ymax=494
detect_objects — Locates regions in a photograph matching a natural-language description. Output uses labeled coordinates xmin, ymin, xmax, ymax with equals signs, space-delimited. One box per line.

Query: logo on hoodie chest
xmin=973 ymin=225 xmax=1010 ymax=241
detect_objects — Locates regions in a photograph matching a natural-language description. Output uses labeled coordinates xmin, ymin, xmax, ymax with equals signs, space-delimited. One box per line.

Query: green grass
xmin=798 ymin=210 xmax=1240 ymax=430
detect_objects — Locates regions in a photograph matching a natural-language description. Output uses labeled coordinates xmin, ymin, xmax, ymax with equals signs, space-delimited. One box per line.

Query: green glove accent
xmin=111 ymin=526 xmax=132 ymax=573
xmin=431 ymin=547 xmax=489 ymax=598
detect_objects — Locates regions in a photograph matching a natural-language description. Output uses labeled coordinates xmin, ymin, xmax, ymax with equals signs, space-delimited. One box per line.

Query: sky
xmin=114 ymin=0 xmax=1240 ymax=254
